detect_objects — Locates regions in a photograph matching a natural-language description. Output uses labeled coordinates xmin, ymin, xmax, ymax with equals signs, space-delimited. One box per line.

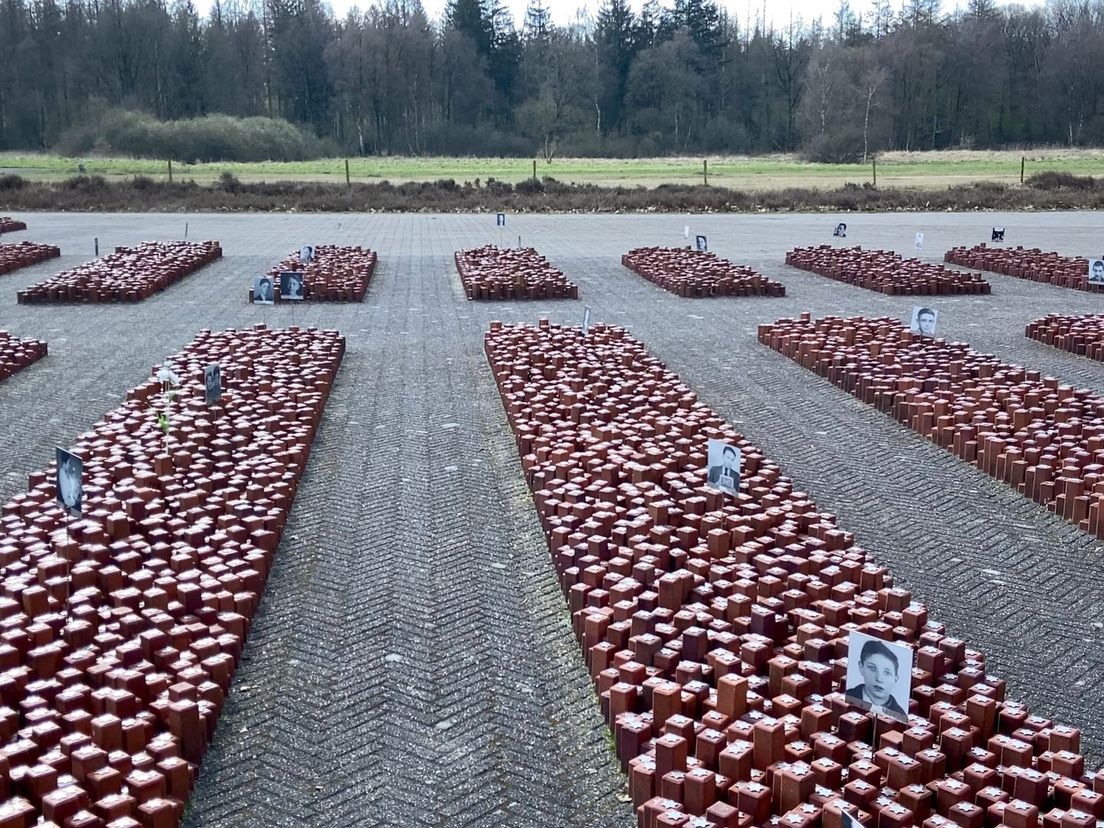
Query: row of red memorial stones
xmin=945 ymin=246 xmax=1102 ymax=294
xmin=785 ymin=247 xmax=991 ymax=297
xmin=460 ymin=242 xmax=1098 ymax=301
xmin=456 ymin=245 xmax=579 ymax=300
xmin=484 ymin=318 xmax=1102 ymax=828
xmin=1025 ymin=316 xmax=1104 ymax=364
xmin=0 ymin=332 xmax=47 ymax=383
xmin=0 ymin=324 xmax=344 ymax=828
xmin=622 ymin=248 xmax=786 ymax=299
xmin=257 ymin=245 xmax=378 ymax=303
xmin=758 ymin=313 xmax=1104 ymax=540
xmin=0 ymin=244 xmax=60 ymax=276
xmin=0 ymin=219 xmax=27 ymax=235
xmin=15 ymin=243 xmax=223 ymax=305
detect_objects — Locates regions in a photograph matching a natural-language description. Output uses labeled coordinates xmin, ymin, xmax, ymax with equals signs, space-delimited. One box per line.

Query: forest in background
xmin=1 ymin=0 xmax=1103 ymax=161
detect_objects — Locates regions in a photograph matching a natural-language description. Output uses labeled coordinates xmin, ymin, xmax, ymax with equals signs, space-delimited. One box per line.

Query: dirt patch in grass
xmin=1 ymin=175 xmax=1103 ymax=213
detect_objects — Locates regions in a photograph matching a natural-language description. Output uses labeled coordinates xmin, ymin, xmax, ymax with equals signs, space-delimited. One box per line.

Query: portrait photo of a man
xmin=204 ymin=363 xmax=221 ymax=405
xmin=1088 ymin=259 xmax=1104 ymax=285
xmin=300 ymin=244 xmax=315 ymax=263
xmin=845 ymin=632 xmax=913 ymax=723
xmin=910 ymin=306 xmax=938 ymax=337
xmin=833 ymin=222 xmax=847 ymax=238
xmin=253 ymin=276 xmax=274 ymax=305
xmin=56 ymin=447 xmax=83 ymax=516
xmin=706 ymin=438 xmax=741 ymax=496
xmin=280 ymin=271 xmax=305 ymax=300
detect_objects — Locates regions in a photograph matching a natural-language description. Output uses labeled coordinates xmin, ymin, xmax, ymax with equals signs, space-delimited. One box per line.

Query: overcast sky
xmin=309 ymin=0 xmax=1031 ymax=29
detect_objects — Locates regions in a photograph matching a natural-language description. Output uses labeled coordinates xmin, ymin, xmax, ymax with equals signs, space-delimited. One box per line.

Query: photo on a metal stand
xmin=706 ymin=438 xmax=741 ymax=496
xmin=204 ymin=363 xmax=222 ymax=405
xmin=300 ymin=244 xmax=315 ymax=263
xmin=833 ymin=222 xmax=847 ymax=238
xmin=1088 ymin=258 xmax=1104 ymax=285
xmin=582 ymin=306 xmax=592 ymax=338
xmin=55 ymin=447 xmax=83 ymax=517
xmin=496 ymin=213 xmax=506 ymax=227
xmin=844 ymin=631 xmax=913 ymax=723
xmin=909 ymin=306 xmax=938 ymax=337
xmin=695 ymin=234 xmax=708 ymax=252
xmin=253 ymin=276 xmax=275 ymax=305
xmin=279 ymin=271 xmax=305 ymax=300
xmin=991 ymin=227 xmax=1005 ymax=242
xmin=914 ymin=232 xmax=924 ymax=250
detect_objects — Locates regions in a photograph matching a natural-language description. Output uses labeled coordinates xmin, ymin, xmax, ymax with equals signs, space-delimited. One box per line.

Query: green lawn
xmin=2 ymin=150 xmax=1101 ymax=189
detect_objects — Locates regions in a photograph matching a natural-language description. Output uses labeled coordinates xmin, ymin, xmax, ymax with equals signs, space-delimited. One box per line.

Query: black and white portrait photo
xmin=695 ymin=234 xmax=708 ymax=252
xmin=991 ymin=227 xmax=1005 ymax=242
xmin=253 ymin=276 xmax=274 ymax=305
xmin=496 ymin=213 xmax=506 ymax=227
xmin=706 ymin=438 xmax=741 ymax=496
xmin=279 ymin=271 xmax=305 ymax=300
xmin=845 ymin=631 xmax=913 ymax=723
xmin=300 ymin=244 xmax=315 ymax=263
xmin=204 ymin=363 xmax=221 ymax=405
xmin=910 ymin=306 xmax=938 ymax=337
xmin=833 ymin=222 xmax=847 ymax=238
xmin=56 ymin=447 xmax=83 ymax=516
xmin=1088 ymin=259 xmax=1104 ymax=285
xmin=840 ymin=810 xmax=863 ymax=828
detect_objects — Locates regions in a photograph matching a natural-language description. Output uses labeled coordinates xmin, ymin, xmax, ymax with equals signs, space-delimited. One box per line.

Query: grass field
xmin=2 ymin=149 xmax=1102 ymax=190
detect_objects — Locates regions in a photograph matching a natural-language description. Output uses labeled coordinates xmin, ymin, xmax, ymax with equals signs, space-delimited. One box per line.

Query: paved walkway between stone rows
xmin=0 ymin=211 xmax=1101 ymax=827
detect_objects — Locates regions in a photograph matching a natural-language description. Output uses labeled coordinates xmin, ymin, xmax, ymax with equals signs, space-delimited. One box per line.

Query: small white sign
xmin=909 ymin=306 xmax=938 ymax=337
xmin=1088 ymin=258 xmax=1104 ymax=285
xmin=582 ymin=306 xmax=592 ymax=338
xmin=914 ymin=232 xmax=924 ymax=250
xmin=683 ymin=225 xmax=690 ymax=239
xmin=204 ymin=363 xmax=222 ymax=405
xmin=56 ymin=448 xmax=83 ymax=517
xmin=279 ymin=271 xmax=305 ymax=300
xmin=845 ymin=631 xmax=913 ymax=723
xmin=706 ymin=438 xmax=741 ymax=496
xmin=253 ymin=276 xmax=274 ymax=305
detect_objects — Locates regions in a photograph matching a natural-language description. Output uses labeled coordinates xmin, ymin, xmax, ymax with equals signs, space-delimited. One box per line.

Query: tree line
xmin=1 ymin=0 xmax=1103 ymax=161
